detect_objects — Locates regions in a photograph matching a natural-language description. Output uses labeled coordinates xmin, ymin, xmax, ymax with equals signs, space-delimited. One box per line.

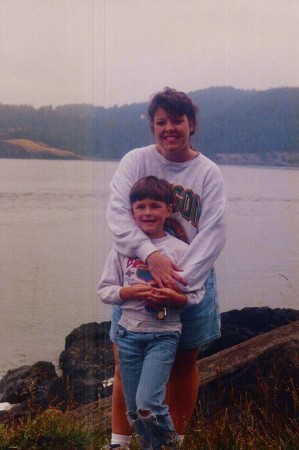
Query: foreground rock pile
xmin=197 ymin=319 xmax=299 ymax=415
xmin=0 ymin=307 xmax=298 ymax=427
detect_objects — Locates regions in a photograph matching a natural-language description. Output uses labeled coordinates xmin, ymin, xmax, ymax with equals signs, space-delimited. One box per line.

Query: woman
xmin=103 ymin=87 xmax=227 ymax=450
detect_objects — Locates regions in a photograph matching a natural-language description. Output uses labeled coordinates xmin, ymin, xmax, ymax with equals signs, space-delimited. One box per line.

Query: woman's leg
xmin=111 ymin=344 xmax=132 ymax=434
xmin=166 ymin=347 xmax=199 ymax=434
xmin=167 ymin=269 xmax=220 ymax=434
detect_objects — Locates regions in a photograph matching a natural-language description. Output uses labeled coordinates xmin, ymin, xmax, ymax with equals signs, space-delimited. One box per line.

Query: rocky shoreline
xmin=0 ymin=306 xmax=298 ymax=427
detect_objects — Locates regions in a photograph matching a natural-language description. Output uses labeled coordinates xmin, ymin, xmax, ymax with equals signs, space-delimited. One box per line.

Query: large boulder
xmin=1 ymin=307 xmax=297 ymax=425
xmin=200 ymin=306 xmax=299 ymax=357
xmin=59 ymin=321 xmax=114 ymax=405
xmin=1 ymin=311 xmax=298 ymax=430
xmin=0 ymin=361 xmax=58 ymax=408
xmin=56 ymin=308 xmax=299 ymax=405
xmin=53 ymin=320 xmax=299 ymax=434
xmin=197 ymin=319 xmax=299 ymax=417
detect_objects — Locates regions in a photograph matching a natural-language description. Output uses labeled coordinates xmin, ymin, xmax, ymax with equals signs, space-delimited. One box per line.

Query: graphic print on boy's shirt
xmin=125 ymin=257 xmax=153 ymax=286
xmin=124 ymin=256 xmax=168 ymax=315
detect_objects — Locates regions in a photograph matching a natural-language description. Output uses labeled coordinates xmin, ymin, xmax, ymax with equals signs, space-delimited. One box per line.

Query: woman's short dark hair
xmin=129 ymin=176 xmax=173 ymax=205
xmin=147 ymin=87 xmax=199 ymax=135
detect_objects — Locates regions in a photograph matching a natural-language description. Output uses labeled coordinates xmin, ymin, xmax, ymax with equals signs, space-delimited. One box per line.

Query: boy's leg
xmin=110 ymin=346 xmax=197 ymax=444
xmin=116 ymin=329 xmax=154 ymax=448
xmin=135 ymin=333 xmax=179 ymax=449
xmin=111 ymin=345 xmax=150 ymax=450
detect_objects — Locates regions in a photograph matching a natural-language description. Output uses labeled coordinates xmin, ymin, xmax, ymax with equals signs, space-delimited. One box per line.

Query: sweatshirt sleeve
xmin=107 ymin=152 xmax=157 ymax=261
xmin=97 ymin=249 xmax=124 ymax=305
xmin=184 ymin=287 xmax=205 ymax=308
xmin=179 ymin=163 xmax=227 ymax=292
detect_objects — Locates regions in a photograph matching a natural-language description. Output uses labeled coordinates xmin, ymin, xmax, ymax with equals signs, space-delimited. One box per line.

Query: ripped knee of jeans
xmin=126 ymin=409 xmax=157 ymax=425
xmin=138 ymin=408 xmax=156 ymax=421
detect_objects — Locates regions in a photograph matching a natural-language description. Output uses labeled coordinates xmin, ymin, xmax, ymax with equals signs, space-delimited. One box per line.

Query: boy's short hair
xmin=129 ymin=176 xmax=173 ymax=206
xmin=147 ymin=87 xmax=199 ymax=135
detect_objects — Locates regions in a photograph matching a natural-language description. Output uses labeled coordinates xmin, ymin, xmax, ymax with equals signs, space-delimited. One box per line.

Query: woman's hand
xmin=147 ymin=286 xmax=187 ymax=308
xmin=120 ymin=284 xmax=154 ymax=301
xmin=146 ymin=251 xmax=187 ymax=290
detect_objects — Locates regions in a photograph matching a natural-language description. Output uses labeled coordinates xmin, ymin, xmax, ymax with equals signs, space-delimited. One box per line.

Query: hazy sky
xmin=1 ymin=0 xmax=298 ymax=108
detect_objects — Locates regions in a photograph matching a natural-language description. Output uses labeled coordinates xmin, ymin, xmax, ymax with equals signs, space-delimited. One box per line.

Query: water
xmin=0 ymin=159 xmax=298 ymax=377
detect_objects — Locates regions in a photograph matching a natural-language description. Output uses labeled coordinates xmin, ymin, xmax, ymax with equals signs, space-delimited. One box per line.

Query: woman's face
xmin=152 ymin=107 xmax=194 ymax=162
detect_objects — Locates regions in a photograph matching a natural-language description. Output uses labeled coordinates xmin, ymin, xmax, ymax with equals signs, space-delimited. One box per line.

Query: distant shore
xmin=1 ymin=138 xmax=299 ymax=167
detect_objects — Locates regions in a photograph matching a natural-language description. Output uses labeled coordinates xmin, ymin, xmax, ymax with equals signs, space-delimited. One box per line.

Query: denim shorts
xmin=109 ymin=268 xmax=221 ymax=351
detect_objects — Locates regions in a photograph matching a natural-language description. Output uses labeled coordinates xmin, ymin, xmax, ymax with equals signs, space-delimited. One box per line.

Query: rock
xmin=0 ymin=403 xmax=26 ymax=426
xmin=67 ymin=396 xmax=112 ymax=432
xmin=59 ymin=321 xmax=114 ymax=405
xmin=59 ymin=320 xmax=299 ymax=433
xmin=1 ymin=307 xmax=297 ymax=427
xmin=200 ymin=307 xmax=299 ymax=357
xmin=56 ymin=308 xmax=299 ymax=406
xmin=47 ymin=377 xmax=68 ymax=410
xmin=0 ymin=361 xmax=58 ymax=408
xmin=197 ymin=320 xmax=299 ymax=416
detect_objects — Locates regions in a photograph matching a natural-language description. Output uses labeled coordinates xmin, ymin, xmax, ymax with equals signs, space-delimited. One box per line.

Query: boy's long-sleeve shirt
xmin=98 ymin=234 xmax=204 ymax=333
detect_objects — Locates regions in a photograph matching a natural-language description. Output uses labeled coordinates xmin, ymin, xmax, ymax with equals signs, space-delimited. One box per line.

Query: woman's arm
xmin=146 ymin=285 xmax=205 ymax=308
xmin=107 ymin=152 xmax=186 ymax=288
xmin=179 ymin=165 xmax=227 ymax=292
xmin=107 ymin=152 xmax=156 ymax=259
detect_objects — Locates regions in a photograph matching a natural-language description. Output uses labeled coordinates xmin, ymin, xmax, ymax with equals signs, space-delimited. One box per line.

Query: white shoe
xmin=100 ymin=444 xmax=129 ymax=450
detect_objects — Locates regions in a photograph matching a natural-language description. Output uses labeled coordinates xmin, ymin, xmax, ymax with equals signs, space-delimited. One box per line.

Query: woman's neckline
xmin=155 ymin=145 xmax=199 ymax=163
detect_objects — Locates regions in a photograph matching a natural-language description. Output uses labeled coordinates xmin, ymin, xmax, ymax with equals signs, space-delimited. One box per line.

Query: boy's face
xmin=131 ymin=198 xmax=172 ymax=239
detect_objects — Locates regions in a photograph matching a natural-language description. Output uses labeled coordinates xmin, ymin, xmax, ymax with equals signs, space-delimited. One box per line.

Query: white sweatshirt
xmin=98 ymin=234 xmax=204 ymax=333
xmin=107 ymin=145 xmax=227 ymax=292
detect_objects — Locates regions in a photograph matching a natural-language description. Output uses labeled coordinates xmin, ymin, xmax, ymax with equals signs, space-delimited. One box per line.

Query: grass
xmin=182 ymin=372 xmax=299 ymax=450
xmin=4 ymin=139 xmax=82 ymax=159
xmin=183 ymin=396 xmax=298 ymax=450
xmin=0 ymin=372 xmax=298 ymax=450
xmin=0 ymin=409 xmax=107 ymax=450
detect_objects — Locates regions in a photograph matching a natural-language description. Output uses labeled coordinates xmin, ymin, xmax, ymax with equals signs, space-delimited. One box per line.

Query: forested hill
xmin=0 ymin=86 xmax=298 ymax=165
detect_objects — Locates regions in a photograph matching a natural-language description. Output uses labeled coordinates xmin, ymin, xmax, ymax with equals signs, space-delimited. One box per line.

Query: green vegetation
xmin=183 ymin=378 xmax=299 ymax=450
xmin=0 ymin=409 xmax=106 ymax=449
xmin=0 ymin=87 xmax=298 ymax=162
xmin=0 ymin=371 xmax=297 ymax=449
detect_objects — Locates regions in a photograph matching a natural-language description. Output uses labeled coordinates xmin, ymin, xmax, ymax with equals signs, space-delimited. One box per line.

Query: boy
xmin=98 ymin=176 xmax=204 ymax=450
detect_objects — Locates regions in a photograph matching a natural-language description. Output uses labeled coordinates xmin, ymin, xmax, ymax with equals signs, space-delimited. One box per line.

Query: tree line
xmin=0 ymin=86 xmax=298 ymax=160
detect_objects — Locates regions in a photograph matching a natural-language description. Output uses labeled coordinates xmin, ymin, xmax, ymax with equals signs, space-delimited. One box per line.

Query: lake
xmin=0 ymin=159 xmax=298 ymax=376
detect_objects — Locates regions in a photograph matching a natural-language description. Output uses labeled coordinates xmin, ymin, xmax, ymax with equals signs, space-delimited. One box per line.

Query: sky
xmin=0 ymin=0 xmax=298 ymax=108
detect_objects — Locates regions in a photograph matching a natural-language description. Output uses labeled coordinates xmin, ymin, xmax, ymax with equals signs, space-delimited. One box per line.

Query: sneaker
xmin=161 ymin=443 xmax=181 ymax=450
xmin=100 ymin=444 xmax=129 ymax=450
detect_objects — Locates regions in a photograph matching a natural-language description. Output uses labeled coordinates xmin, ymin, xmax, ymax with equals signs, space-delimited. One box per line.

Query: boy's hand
xmin=147 ymin=287 xmax=188 ymax=308
xmin=120 ymin=284 xmax=153 ymax=301
xmin=146 ymin=251 xmax=187 ymax=290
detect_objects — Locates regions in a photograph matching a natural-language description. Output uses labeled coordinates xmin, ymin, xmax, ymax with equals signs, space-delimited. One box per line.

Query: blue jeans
xmin=115 ymin=326 xmax=180 ymax=450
